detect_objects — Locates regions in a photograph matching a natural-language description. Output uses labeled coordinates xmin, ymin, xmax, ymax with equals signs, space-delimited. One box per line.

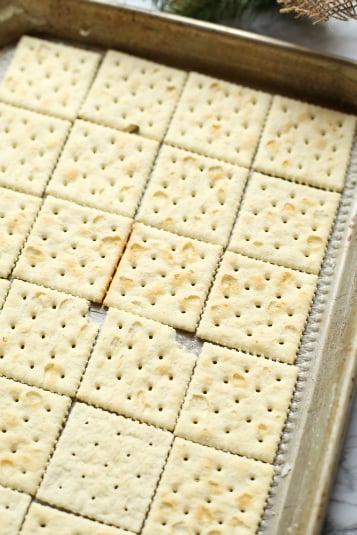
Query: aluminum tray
xmin=0 ymin=2 xmax=356 ymax=534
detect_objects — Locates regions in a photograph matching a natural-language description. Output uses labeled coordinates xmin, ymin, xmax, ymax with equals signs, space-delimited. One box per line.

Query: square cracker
xmin=78 ymin=308 xmax=196 ymax=431
xmin=254 ymin=95 xmax=356 ymax=192
xmin=137 ymin=144 xmax=248 ymax=245
xmin=142 ymin=437 xmax=274 ymax=535
xmin=0 ymin=188 xmax=41 ymax=278
xmin=104 ymin=222 xmax=222 ymax=331
xmin=165 ymin=72 xmax=271 ymax=167
xmin=21 ymin=502 xmax=133 ymax=535
xmin=0 ymin=103 xmax=70 ymax=196
xmin=13 ymin=196 xmax=132 ymax=303
xmin=0 ymin=279 xmax=10 ymax=309
xmin=229 ymin=172 xmax=340 ymax=274
xmin=37 ymin=401 xmax=172 ymax=532
xmin=0 ymin=485 xmax=31 ymax=535
xmin=47 ymin=120 xmax=159 ymax=217
xmin=197 ymin=252 xmax=317 ymax=364
xmin=0 ymin=280 xmax=97 ymax=396
xmin=175 ymin=342 xmax=297 ymax=463
xmin=0 ymin=36 xmax=100 ymax=120
xmin=80 ymin=50 xmax=187 ymax=141
xmin=0 ymin=377 xmax=70 ymax=494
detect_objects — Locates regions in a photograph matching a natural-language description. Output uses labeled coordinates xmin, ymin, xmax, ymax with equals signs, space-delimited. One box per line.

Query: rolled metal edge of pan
xmin=0 ymin=0 xmax=356 ymax=112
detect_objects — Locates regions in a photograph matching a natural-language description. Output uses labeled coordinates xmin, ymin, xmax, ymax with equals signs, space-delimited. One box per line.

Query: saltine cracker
xmin=0 ymin=36 xmax=100 ymax=120
xmin=78 ymin=308 xmax=196 ymax=430
xmin=0 ymin=377 xmax=70 ymax=494
xmin=198 ymin=252 xmax=317 ymax=363
xmin=80 ymin=50 xmax=187 ymax=141
xmin=21 ymin=502 xmax=133 ymax=535
xmin=165 ymin=72 xmax=271 ymax=167
xmin=0 ymin=485 xmax=31 ymax=535
xmin=0 ymin=103 xmax=70 ymax=196
xmin=38 ymin=402 xmax=172 ymax=532
xmin=254 ymin=95 xmax=356 ymax=191
xmin=175 ymin=343 xmax=297 ymax=463
xmin=105 ymin=222 xmax=222 ymax=331
xmin=47 ymin=120 xmax=159 ymax=217
xmin=0 ymin=188 xmax=41 ymax=278
xmin=138 ymin=144 xmax=248 ymax=245
xmin=13 ymin=197 xmax=132 ymax=302
xmin=142 ymin=437 xmax=274 ymax=535
xmin=0 ymin=280 xmax=97 ymax=396
xmin=229 ymin=172 xmax=340 ymax=273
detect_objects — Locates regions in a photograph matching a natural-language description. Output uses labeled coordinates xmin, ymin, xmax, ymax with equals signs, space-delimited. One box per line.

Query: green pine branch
xmin=153 ymin=0 xmax=278 ymax=21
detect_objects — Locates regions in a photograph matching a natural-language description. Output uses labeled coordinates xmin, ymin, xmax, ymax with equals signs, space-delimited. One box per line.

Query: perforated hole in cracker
xmin=38 ymin=402 xmax=172 ymax=532
xmin=78 ymin=308 xmax=196 ymax=430
xmin=254 ymin=95 xmax=356 ymax=192
xmin=47 ymin=120 xmax=159 ymax=217
xmin=142 ymin=437 xmax=274 ymax=535
xmin=138 ymin=144 xmax=248 ymax=245
xmin=229 ymin=172 xmax=341 ymax=274
xmin=80 ymin=50 xmax=187 ymax=141
xmin=0 ymin=36 xmax=101 ymax=120
xmin=104 ymin=222 xmax=222 ymax=331
xmin=13 ymin=196 xmax=132 ymax=302
xmin=165 ymin=72 xmax=271 ymax=167
xmin=175 ymin=343 xmax=297 ymax=463
xmin=198 ymin=252 xmax=317 ymax=364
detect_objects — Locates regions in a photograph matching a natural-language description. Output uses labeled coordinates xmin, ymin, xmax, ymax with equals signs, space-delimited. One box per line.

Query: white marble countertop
xmin=119 ymin=2 xmax=357 ymax=532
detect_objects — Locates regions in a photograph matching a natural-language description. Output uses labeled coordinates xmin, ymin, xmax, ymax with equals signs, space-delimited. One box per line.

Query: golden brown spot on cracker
xmin=195 ymin=504 xmax=214 ymax=522
xmin=282 ymin=202 xmax=296 ymax=213
xmin=64 ymin=166 xmax=79 ymax=182
xmin=251 ymin=273 xmax=265 ymax=290
xmin=23 ymin=391 xmax=43 ymax=406
xmin=238 ymin=492 xmax=253 ymax=508
xmin=221 ymin=274 xmax=239 ymax=293
xmin=25 ymin=246 xmax=45 ymax=263
xmin=278 ymin=271 xmax=294 ymax=284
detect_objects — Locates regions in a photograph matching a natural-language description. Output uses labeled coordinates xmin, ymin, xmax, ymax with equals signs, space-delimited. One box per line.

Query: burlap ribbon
xmin=279 ymin=0 xmax=357 ymax=21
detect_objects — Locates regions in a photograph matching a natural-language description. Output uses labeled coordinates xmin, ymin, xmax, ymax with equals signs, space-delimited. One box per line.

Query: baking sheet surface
xmin=0 ymin=4 xmax=356 ymax=534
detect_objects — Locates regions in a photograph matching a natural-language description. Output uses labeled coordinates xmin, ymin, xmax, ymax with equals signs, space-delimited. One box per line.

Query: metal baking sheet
xmin=0 ymin=2 xmax=356 ymax=534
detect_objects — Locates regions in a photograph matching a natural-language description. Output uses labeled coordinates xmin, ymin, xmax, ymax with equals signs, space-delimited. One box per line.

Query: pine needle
xmin=153 ymin=0 xmax=357 ymax=21
xmin=153 ymin=0 xmax=278 ymax=21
